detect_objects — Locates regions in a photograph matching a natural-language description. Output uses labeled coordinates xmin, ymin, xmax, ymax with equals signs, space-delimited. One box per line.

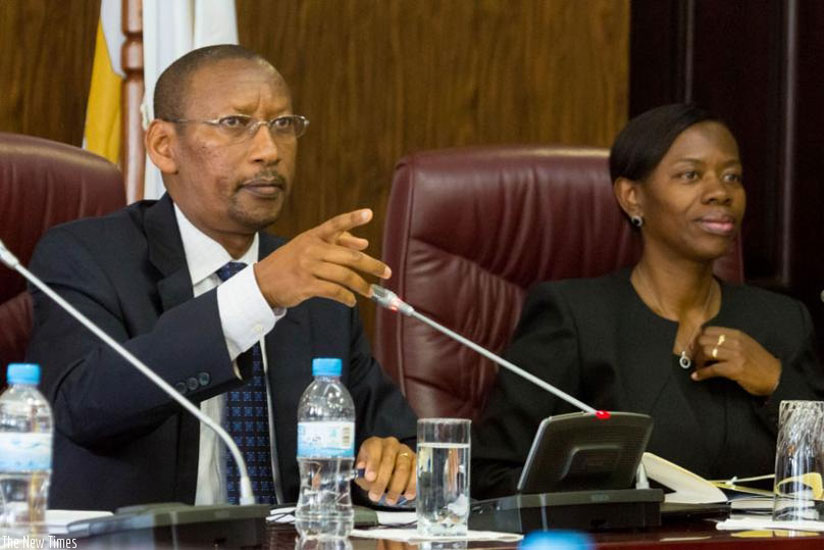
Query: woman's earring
xmin=631 ymin=215 xmax=644 ymax=228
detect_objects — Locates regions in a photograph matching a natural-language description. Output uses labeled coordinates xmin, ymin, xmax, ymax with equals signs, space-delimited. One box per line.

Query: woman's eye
xmin=724 ymin=173 xmax=743 ymax=183
xmin=273 ymin=117 xmax=294 ymax=129
xmin=680 ymin=171 xmax=699 ymax=181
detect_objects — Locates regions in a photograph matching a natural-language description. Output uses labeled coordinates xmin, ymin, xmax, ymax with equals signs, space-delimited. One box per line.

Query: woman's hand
xmin=692 ymin=326 xmax=781 ymax=396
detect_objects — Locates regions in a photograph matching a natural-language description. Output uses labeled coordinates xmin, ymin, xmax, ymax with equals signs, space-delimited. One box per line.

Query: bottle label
xmin=297 ymin=421 xmax=355 ymax=458
xmin=0 ymin=433 xmax=52 ymax=471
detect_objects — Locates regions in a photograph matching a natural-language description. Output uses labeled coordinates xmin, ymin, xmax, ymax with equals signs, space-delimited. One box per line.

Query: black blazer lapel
xmin=142 ymin=194 xmax=199 ymax=502
xmin=258 ymin=232 xmax=314 ymax=502
xmin=144 ymin=194 xmax=194 ymax=312
xmin=259 ymin=231 xmax=312 ymax=392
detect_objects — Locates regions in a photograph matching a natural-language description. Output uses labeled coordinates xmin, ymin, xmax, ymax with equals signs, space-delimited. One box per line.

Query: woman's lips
xmin=696 ymin=217 xmax=736 ymax=235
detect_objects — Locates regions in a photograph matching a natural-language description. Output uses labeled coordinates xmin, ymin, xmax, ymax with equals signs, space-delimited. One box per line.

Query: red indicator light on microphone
xmin=594 ymin=410 xmax=611 ymax=420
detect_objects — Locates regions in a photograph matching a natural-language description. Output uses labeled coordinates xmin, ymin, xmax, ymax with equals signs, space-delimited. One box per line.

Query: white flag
xmin=141 ymin=0 xmax=239 ymax=201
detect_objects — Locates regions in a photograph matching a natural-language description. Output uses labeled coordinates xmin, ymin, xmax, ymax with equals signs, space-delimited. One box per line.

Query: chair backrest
xmin=374 ymin=145 xmax=744 ymax=420
xmin=0 ymin=132 xmax=126 ymax=371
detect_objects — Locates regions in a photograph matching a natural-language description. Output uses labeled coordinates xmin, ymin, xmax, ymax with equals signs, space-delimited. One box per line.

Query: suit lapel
xmin=258 ymin=233 xmax=314 ymax=502
xmin=144 ymin=194 xmax=194 ymax=312
xmin=259 ymin=233 xmax=310 ymax=371
xmin=142 ymin=194 xmax=199 ymax=501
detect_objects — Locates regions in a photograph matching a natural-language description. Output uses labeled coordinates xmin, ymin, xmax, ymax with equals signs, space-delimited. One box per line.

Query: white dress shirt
xmin=172 ymin=205 xmax=285 ymax=504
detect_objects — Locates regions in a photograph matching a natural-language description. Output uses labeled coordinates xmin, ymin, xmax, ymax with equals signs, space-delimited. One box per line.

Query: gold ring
xmin=717 ymin=334 xmax=726 ymax=347
xmin=398 ymin=452 xmax=411 ymax=460
xmin=712 ymin=346 xmax=719 ymax=359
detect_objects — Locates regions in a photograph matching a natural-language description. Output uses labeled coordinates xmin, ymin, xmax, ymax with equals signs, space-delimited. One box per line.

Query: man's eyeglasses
xmin=168 ymin=114 xmax=309 ymax=142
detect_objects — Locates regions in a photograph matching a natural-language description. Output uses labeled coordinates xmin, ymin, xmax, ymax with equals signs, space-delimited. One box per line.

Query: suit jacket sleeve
xmin=26 ymin=227 xmax=243 ymax=450
xmin=471 ymin=282 xmax=581 ymax=499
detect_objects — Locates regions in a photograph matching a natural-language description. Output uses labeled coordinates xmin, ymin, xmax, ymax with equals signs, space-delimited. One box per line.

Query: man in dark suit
xmin=26 ymin=44 xmax=417 ymax=511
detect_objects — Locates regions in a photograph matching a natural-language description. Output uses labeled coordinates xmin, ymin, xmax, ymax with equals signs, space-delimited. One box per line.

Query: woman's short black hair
xmin=609 ymin=103 xmax=726 ymax=183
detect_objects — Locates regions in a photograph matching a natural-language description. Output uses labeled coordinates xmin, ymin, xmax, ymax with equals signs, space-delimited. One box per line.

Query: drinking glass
xmin=772 ymin=400 xmax=824 ymax=522
xmin=416 ymin=418 xmax=471 ymax=536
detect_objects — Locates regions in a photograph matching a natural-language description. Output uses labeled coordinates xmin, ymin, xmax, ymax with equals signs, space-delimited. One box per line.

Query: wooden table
xmin=266 ymin=521 xmax=824 ymax=550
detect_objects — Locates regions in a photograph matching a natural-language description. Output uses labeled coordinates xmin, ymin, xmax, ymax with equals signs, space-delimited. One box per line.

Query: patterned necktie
xmin=216 ymin=261 xmax=276 ymax=505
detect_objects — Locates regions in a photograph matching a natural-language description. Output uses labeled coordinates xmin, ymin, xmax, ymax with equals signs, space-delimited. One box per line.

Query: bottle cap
xmin=6 ymin=363 xmax=41 ymax=385
xmin=312 ymin=357 xmax=342 ymax=377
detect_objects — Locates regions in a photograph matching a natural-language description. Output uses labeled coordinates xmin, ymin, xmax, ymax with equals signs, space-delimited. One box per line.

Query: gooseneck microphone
xmin=370 ymin=284 xmax=657 ymax=491
xmin=0 ymin=238 xmax=256 ymax=505
xmin=370 ymin=284 xmax=601 ymax=416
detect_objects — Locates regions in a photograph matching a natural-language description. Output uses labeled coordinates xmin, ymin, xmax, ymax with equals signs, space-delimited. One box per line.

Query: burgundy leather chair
xmin=0 ymin=132 xmax=126 ymax=372
xmin=374 ymin=145 xmax=743 ymax=420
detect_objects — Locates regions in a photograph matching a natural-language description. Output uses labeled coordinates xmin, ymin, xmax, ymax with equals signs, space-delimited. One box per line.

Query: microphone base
xmin=469 ymin=488 xmax=664 ymax=533
xmin=66 ymin=502 xmax=270 ymax=548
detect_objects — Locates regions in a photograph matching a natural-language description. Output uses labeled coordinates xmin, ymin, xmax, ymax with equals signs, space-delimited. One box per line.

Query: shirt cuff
xmin=216 ymin=264 xmax=285 ymax=363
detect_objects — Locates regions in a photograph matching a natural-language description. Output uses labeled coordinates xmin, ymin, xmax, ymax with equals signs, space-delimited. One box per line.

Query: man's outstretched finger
xmin=314 ymin=209 xmax=374 ymax=242
xmin=313 ymin=263 xmax=372 ymax=298
xmin=322 ymin=247 xmax=391 ymax=280
xmin=337 ymin=231 xmax=369 ymax=251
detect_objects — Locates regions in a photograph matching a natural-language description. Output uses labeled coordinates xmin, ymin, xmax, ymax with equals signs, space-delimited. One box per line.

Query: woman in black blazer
xmin=472 ymin=104 xmax=824 ymax=499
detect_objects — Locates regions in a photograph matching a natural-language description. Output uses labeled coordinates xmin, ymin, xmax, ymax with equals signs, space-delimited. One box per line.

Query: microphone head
xmin=370 ymin=284 xmax=415 ymax=316
xmin=370 ymin=284 xmax=391 ymax=302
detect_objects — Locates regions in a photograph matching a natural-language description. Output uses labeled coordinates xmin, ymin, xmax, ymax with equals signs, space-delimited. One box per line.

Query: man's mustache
xmin=244 ymin=172 xmax=288 ymax=187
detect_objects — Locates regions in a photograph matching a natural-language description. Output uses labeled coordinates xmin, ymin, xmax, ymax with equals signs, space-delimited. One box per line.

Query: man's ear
xmin=613 ymin=177 xmax=643 ymax=219
xmin=145 ymin=120 xmax=179 ymax=175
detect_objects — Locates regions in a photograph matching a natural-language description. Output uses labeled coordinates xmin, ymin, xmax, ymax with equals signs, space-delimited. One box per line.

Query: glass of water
xmin=416 ymin=418 xmax=471 ymax=536
xmin=772 ymin=400 xmax=824 ymax=522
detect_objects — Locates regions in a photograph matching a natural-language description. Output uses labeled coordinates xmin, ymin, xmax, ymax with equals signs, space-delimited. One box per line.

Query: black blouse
xmin=472 ymin=269 xmax=824 ymax=499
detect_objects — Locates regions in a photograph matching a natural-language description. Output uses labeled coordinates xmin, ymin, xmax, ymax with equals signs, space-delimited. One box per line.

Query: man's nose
xmin=248 ymin=123 xmax=281 ymax=163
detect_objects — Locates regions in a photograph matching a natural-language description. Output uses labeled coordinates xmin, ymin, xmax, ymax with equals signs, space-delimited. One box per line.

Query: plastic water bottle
xmin=295 ymin=358 xmax=355 ymax=540
xmin=0 ymin=363 xmax=53 ymax=534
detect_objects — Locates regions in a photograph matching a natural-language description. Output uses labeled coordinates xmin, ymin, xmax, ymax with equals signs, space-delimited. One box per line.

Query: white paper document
xmin=375 ymin=511 xmax=417 ymax=526
xmin=717 ymin=515 xmax=824 ymax=533
xmin=0 ymin=509 xmax=113 ymax=545
xmin=350 ymin=528 xmax=523 ymax=543
xmin=47 ymin=509 xmax=113 ymax=534
xmin=267 ymin=507 xmax=520 ymax=542
xmin=642 ymin=452 xmax=728 ymax=504
xmin=267 ymin=508 xmax=416 ymax=527
xmin=267 ymin=506 xmax=296 ymax=524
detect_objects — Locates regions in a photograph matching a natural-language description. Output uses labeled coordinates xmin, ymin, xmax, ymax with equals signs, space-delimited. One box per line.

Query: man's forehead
xmin=184 ymin=58 xmax=291 ymax=111
xmin=190 ymin=57 xmax=286 ymax=87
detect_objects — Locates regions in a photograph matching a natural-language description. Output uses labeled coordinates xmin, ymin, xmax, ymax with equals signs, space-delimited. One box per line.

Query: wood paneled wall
xmin=0 ymin=1 xmax=99 ymax=145
xmin=237 ymin=0 xmax=630 ymax=335
xmin=0 ymin=0 xmax=629 ymax=340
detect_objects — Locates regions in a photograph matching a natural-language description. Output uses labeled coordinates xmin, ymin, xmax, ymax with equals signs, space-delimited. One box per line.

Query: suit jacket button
xmin=198 ymin=372 xmax=211 ymax=387
xmin=187 ymin=377 xmax=199 ymax=392
xmin=175 ymin=382 xmax=187 ymax=394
